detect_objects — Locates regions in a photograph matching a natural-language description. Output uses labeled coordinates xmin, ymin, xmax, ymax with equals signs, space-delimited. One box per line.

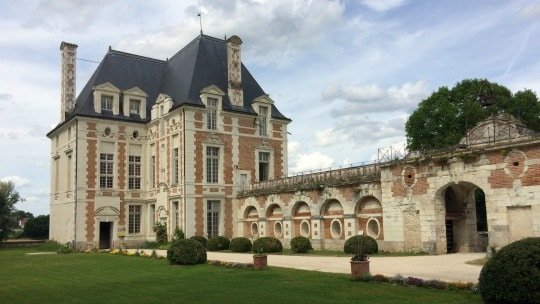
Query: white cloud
xmin=290 ymin=152 xmax=334 ymax=174
xmin=0 ymin=93 xmax=12 ymax=100
xmin=288 ymin=141 xmax=299 ymax=158
xmin=359 ymin=0 xmax=407 ymax=12
xmin=323 ymin=81 xmax=430 ymax=113
xmin=315 ymin=128 xmax=348 ymax=147
xmin=1 ymin=176 xmax=31 ymax=188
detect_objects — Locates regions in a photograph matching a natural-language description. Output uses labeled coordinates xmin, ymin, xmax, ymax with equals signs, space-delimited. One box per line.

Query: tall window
xmin=129 ymin=99 xmax=140 ymax=115
xmin=151 ymin=155 xmax=156 ymax=188
xmin=67 ymin=155 xmax=72 ymax=191
xmin=207 ymin=98 xmax=217 ymax=130
xmin=259 ymin=152 xmax=270 ymax=181
xmin=207 ymin=200 xmax=220 ymax=238
xmin=99 ymin=153 xmax=114 ymax=188
xmin=128 ymin=155 xmax=141 ymax=190
xmin=206 ymin=147 xmax=219 ymax=183
xmin=258 ymin=106 xmax=268 ymax=136
xmin=150 ymin=204 xmax=156 ymax=228
xmin=128 ymin=205 xmax=141 ymax=234
xmin=101 ymin=95 xmax=113 ymax=111
xmin=172 ymin=148 xmax=179 ymax=185
xmin=173 ymin=201 xmax=179 ymax=228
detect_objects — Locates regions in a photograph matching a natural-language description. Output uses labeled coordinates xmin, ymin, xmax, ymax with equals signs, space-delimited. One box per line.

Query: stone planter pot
xmin=350 ymin=260 xmax=370 ymax=279
xmin=253 ymin=255 xmax=268 ymax=270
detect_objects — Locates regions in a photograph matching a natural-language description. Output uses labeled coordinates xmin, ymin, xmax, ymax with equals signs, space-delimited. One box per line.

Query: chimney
xmin=60 ymin=42 xmax=78 ymax=122
xmin=226 ymin=35 xmax=243 ymax=107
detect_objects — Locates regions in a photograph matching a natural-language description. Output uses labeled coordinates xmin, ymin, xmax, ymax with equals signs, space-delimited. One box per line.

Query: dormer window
xmin=258 ymin=105 xmax=268 ymax=136
xmin=101 ymin=95 xmax=113 ymax=111
xmin=129 ymin=99 xmax=141 ymax=115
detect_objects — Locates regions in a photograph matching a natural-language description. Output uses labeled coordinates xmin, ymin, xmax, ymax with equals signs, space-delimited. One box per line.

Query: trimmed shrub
xmin=230 ymin=237 xmax=252 ymax=253
xmin=153 ymin=223 xmax=167 ymax=244
xmin=173 ymin=228 xmax=185 ymax=241
xmin=478 ymin=237 xmax=540 ymax=304
xmin=253 ymin=237 xmax=283 ymax=253
xmin=290 ymin=236 xmax=312 ymax=253
xmin=167 ymin=239 xmax=207 ymax=265
xmin=190 ymin=236 xmax=207 ymax=247
xmin=344 ymin=235 xmax=378 ymax=255
xmin=206 ymin=236 xmax=230 ymax=251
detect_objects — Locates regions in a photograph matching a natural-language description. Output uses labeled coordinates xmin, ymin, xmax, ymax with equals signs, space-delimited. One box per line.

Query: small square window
xmin=129 ymin=99 xmax=140 ymax=115
xmin=101 ymin=95 xmax=113 ymax=111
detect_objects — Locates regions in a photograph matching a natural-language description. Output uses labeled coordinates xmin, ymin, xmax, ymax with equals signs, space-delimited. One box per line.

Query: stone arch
xmin=266 ymin=204 xmax=284 ymax=238
xmin=292 ymin=201 xmax=311 ymax=238
xmin=434 ymin=181 xmax=487 ymax=254
xmin=355 ymin=196 xmax=384 ymax=240
xmin=243 ymin=205 xmax=259 ymax=238
xmin=321 ymin=199 xmax=344 ymax=240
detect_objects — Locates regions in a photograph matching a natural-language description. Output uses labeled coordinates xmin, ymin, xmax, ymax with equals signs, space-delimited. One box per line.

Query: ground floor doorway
xmin=99 ymin=222 xmax=112 ymax=249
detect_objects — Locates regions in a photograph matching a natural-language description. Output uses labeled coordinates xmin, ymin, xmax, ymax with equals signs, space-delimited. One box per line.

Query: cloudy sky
xmin=0 ymin=0 xmax=539 ymax=215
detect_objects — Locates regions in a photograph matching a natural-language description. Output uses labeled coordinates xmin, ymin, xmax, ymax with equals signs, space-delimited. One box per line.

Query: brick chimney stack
xmin=226 ymin=35 xmax=243 ymax=107
xmin=60 ymin=42 xmax=78 ymax=122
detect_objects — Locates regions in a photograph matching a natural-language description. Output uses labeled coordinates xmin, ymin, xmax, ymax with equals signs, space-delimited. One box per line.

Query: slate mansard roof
xmin=66 ymin=34 xmax=290 ymax=125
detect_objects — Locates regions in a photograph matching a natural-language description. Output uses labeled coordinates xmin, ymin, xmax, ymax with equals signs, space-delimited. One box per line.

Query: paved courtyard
xmin=206 ymin=252 xmax=484 ymax=283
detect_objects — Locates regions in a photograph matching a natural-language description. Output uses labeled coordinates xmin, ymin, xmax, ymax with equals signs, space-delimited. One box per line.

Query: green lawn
xmin=0 ymin=247 xmax=482 ymax=304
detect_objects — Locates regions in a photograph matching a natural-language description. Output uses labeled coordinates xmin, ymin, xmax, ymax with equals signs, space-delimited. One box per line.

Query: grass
xmin=0 ymin=246 xmax=481 ymax=304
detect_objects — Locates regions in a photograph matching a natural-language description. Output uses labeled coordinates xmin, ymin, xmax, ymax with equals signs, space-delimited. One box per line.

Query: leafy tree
xmin=405 ymin=79 xmax=540 ymax=151
xmin=0 ymin=181 xmax=22 ymax=242
xmin=23 ymin=215 xmax=49 ymax=239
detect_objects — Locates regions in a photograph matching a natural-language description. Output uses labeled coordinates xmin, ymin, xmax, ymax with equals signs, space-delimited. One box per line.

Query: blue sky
xmin=0 ymin=0 xmax=539 ymax=215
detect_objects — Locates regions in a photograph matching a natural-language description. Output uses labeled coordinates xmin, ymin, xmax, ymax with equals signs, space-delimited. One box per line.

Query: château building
xmin=48 ymin=35 xmax=290 ymax=249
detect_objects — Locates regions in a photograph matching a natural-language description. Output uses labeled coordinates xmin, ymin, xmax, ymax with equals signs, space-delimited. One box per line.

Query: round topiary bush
xmin=230 ymin=237 xmax=252 ymax=253
xmin=290 ymin=236 xmax=312 ymax=253
xmin=166 ymin=239 xmax=207 ymax=265
xmin=478 ymin=237 xmax=540 ymax=304
xmin=206 ymin=236 xmax=230 ymax=251
xmin=253 ymin=237 xmax=283 ymax=253
xmin=344 ymin=235 xmax=378 ymax=254
xmin=190 ymin=236 xmax=208 ymax=247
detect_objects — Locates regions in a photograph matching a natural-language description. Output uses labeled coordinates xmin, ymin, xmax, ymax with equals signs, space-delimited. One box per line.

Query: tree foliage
xmin=0 ymin=181 xmax=22 ymax=241
xmin=23 ymin=215 xmax=49 ymax=239
xmin=405 ymin=79 xmax=540 ymax=151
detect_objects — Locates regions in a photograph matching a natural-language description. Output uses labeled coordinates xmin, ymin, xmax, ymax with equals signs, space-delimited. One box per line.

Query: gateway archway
xmin=438 ymin=182 xmax=488 ymax=253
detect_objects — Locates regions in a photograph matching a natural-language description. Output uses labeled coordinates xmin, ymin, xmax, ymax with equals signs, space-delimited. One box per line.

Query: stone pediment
xmin=155 ymin=93 xmax=172 ymax=104
xmin=94 ymin=206 xmax=120 ymax=217
xmin=124 ymin=87 xmax=148 ymax=97
xmin=460 ymin=114 xmax=534 ymax=147
xmin=253 ymin=94 xmax=274 ymax=105
xmin=200 ymin=85 xmax=225 ymax=96
xmin=93 ymin=82 xmax=121 ymax=93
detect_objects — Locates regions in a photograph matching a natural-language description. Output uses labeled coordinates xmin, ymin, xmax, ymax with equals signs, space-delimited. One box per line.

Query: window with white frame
xmin=258 ymin=152 xmax=270 ymax=181
xmin=173 ymin=148 xmax=179 ymax=185
xmin=207 ymin=98 xmax=218 ymax=130
xmin=99 ymin=153 xmax=114 ymax=188
xmin=129 ymin=99 xmax=141 ymax=115
xmin=128 ymin=205 xmax=141 ymax=234
xmin=101 ymin=95 xmax=113 ymax=111
xmin=258 ymin=106 xmax=268 ymax=136
xmin=128 ymin=155 xmax=141 ymax=190
xmin=207 ymin=200 xmax=220 ymax=238
xmin=206 ymin=147 xmax=219 ymax=183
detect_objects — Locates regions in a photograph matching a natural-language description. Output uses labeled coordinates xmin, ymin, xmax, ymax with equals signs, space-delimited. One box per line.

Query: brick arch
xmin=321 ymin=199 xmax=344 ymax=240
xmin=292 ymin=201 xmax=311 ymax=238
xmin=355 ymin=196 xmax=383 ymax=240
xmin=242 ymin=205 xmax=259 ymax=238
xmin=266 ymin=204 xmax=283 ymax=238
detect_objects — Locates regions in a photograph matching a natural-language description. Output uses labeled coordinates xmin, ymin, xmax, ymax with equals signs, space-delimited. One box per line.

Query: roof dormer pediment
xmin=200 ymin=85 xmax=226 ymax=97
xmin=155 ymin=93 xmax=172 ymax=104
xmin=124 ymin=87 xmax=148 ymax=97
xmin=92 ymin=82 xmax=121 ymax=93
xmin=253 ymin=94 xmax=274 ymax=105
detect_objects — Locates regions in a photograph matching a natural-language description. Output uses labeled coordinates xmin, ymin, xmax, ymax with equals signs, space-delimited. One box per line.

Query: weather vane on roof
xmin=198 ymin=0 xmax=203 ymax=35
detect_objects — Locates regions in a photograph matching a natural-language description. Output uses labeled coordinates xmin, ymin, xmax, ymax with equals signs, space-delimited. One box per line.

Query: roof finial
xmin=197 ymin=0 xmax=203 ymax=35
